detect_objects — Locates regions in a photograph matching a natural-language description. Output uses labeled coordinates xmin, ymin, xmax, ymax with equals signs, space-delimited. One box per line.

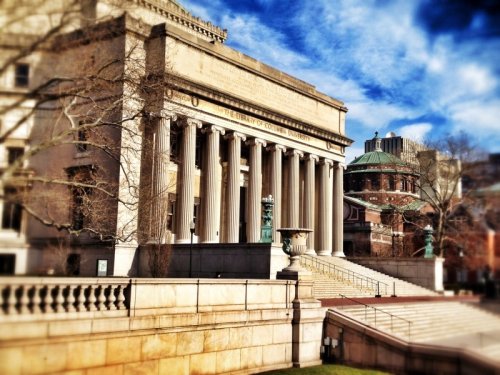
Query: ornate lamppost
xmin=260 ymin=195 xmax=274 ymax=243
xmin=423 ymin=224 xmax=434 ymax=259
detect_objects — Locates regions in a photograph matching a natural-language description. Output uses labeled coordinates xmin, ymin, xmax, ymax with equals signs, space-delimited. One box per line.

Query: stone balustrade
xmin=0 ymin=277 xmax=298 ymax=322
xmin=0 ymin=278 xmax=130 ymax=321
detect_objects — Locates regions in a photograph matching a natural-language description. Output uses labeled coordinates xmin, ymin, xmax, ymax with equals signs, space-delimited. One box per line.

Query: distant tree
xmin=406 ymin=132 xmax=484 ymax=258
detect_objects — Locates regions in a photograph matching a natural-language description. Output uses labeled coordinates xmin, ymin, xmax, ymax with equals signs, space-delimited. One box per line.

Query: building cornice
xmin=131 ymin=0 xmax=227 ymax=42
xmin=168 ymin=76 xmax=353 ymax=147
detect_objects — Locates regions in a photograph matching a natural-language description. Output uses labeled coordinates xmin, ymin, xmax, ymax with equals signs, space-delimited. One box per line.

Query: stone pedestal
xmin=291 ymin=280 xmax=324 ymax=368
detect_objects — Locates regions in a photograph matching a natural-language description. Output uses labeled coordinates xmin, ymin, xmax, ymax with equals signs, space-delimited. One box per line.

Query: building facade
xmin=0 ymin=0 xmax=352 ymax=276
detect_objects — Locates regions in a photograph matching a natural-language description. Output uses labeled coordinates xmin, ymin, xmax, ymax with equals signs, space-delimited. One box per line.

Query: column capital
xmin=320 ymin=158 xmax=334 ymax=166
xmin=286 ymin=149 xmax=304 ymax=158
xmin=246 ymin=138 xmax=267 ymax=147
xmin=224 ymin=131 xmax=247 ymax=141
xmin=304 ymin=154 xmax=319 ymax=162
xmin=202 ymin=125 xmax=225 ymax=135
xmin=159 ymin=110 xmax=177 ymax=121
xmin=181 ymin=118 xmax=203 ymax=128
xmin=266 ymin=144 xmax=287 ymax=153
xmin=334 ymin=161 xmax=346 ymax=170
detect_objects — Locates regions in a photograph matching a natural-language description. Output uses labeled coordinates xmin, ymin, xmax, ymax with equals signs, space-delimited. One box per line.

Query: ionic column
xmin=201 ymin=125 xmax=225 ymax=243
xmin=332 ymin=162 xmax=345 ymax=257
xmin=150 ymin=115 xmax=173 ymax=242
xmin=317 ymin=159 xmax=333 ymax=256
xmin=246 ymin=138 xmax=266 ymax=243
xmin=224 ymin=132 xmax=246 ymax=243
xmin=176 ymin=118 xmax=202 ymax=243
xmin=287 ymin=149 xmax=303 ymax=228
xmin=304 ymin=154 xmax=318 ymax=255
xmin=267 ymin=144 xmax=286 ymax=242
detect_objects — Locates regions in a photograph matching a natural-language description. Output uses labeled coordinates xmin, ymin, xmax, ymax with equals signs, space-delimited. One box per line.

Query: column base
xmin=332 ymin=250 xmax=345 ymax=257
xmin=304 ymin=249 xmax=316 ymax=256
xmin=175 ymin=238 xmax=191 ymax=244
xmin=316 ymin=250 xmax=331 ymax=256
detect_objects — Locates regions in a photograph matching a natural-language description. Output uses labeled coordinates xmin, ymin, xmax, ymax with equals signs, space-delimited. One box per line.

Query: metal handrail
xmin=338 ymin=294 xmax=412 ymax=340
xmin=301 ymin=254 xmax=389 ymax=295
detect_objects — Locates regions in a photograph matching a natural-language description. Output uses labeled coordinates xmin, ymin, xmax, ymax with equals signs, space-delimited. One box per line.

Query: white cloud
xmin=221 ymin=14 xmax=310 ymax=70
xmin=345 ymin=145 xmax=365 ymax=164
xmin=458 ymin=64 xmax=496 ymax=95
xmin=449 ymin=99 xmax=500 ymax=135
xmin=397 ymin=123 xmax=433 ymax=142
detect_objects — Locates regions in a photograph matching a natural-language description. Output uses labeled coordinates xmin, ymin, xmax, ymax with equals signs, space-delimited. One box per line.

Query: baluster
xmin=32 ymin=285 xmax=42 ymax=314
xmin=46 ymin=285 xmax=57 ymax=313
xmin=107 ymin=285 xmax=117 ymax=310
xmin=6 ymin=286 xmax=16 ymax=314
xmin=96 ymin=285 xmax=106 ymax=311
xmin=19 ymin=285 xmax=30 ymax=314
xmin=54 ymin=285 xmax=65 ymax=313
xmin=87 ymin=285 xmax=97 ymax=311
xmin=76 ymin=286 xmax=85 ymax=312
xmin=40 ymin=286 xmax=49 ymax=313
xmin=66 ymin=285 xmax=76 ymax=312
xmin=116 ymin=285 xmax=126 ymax=310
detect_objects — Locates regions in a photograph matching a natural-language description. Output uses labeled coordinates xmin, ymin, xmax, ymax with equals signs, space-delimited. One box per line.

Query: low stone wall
xmin=348 ymin=257 xmax=444 ymax=291
xmin=0 ymin=277 xmax=323 ymax=375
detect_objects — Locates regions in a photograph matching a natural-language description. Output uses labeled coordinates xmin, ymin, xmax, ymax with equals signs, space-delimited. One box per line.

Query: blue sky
xmin=180 ymin=0 xmax=500 ymax=162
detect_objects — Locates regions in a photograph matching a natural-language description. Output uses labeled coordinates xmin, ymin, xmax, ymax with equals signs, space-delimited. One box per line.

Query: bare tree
xmin=406 ymin=132 xmax=483 ymax=258
xmin=0 ymin=0 xmax=179 ymax=270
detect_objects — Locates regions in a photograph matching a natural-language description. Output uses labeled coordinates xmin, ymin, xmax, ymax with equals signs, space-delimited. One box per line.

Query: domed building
xmin=343 ymin=132 xmax=424 ymax=257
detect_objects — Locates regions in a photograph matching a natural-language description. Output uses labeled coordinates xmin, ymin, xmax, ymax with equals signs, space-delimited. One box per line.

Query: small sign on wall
xmin=97 ymin=259 xmax=108 ymax=277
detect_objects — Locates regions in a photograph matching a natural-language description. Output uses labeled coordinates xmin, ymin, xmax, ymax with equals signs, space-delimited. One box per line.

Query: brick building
xmin=343 ymin=132 xmax=424 ymax=257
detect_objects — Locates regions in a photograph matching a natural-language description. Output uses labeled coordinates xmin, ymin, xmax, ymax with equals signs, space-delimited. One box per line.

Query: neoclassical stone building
xmin=0 ymin=0 xmax=351 ymax=276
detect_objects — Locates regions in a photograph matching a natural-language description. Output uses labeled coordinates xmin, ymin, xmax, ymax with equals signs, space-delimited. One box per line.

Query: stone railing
xmin=0 ymin=278 xmax=130 ymax=321
xmin=0 ymin=278 xmax=297 ymax=322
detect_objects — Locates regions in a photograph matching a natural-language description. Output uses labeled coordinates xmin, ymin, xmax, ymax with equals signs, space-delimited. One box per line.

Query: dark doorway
xmin=0 ymin=254 xmax=16 ymax=275
xmin=239 ymin=186 xmax=247 ymax=243
xmin=66 ymin=253 xmax=81 ymax=276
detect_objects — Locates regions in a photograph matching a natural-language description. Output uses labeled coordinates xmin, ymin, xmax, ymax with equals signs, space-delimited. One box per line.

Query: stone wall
xmin=0 ymin=277 xmax=324 ymax=374
xmin=139 ymin=243 xmax=289 ymax=279
xmin=348 ymin=257 xmax=444 ymax=292
xmin=325 ymin=310 xmax=497 ymax=375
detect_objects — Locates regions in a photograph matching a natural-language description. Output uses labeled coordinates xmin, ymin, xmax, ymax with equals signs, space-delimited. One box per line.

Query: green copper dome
xmin=349 ymin=150 xmax=406 ymax=167
xmin=349 ymin=131 xmax=406 ymax=167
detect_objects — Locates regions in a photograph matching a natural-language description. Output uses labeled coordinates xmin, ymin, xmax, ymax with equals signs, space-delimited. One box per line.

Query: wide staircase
xmin=301 ymin=254 xmax=437 ymax=298
xmin=334 ymin=300 xmax=500 ymax=365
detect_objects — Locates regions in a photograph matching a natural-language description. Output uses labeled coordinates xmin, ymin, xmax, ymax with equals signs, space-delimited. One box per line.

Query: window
xmin=15 ymin=64 xmax=30 ymax=87
xmin=76 ymin=121 xmax=89 ymax=153
xmin=167 ymin=193 xmax=176 ymax=232
xmin=7 ymin=147 xmax=24 ymax=166
xmin=389 ymin=176 xmax=396 ymax=191
xmin=67 ymin=165 xmax=95 ymax=231
xmin=401 ymin=178 xmax=408 ymax=192
xmin=2 ymin=188 xmax=22 ymax=231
